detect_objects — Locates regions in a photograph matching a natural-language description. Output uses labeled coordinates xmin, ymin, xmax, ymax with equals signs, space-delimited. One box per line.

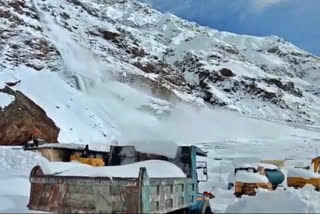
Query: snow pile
xmin=41 ymin=160 xmax=186 ymax=178
xmin=294 ymin=161 xmax=310 ymax=169
xmin=234 ymin=163 xmax=259 ymax=169
xmin=225 ymin=188 xmax=316 ymax=213
xmin=210 ymin=188 xmax=237 ymax=213
xmin=0 ymin=147 xmax=48 ymax=170
xmin=287 ymin=168 xmax=320 ymax=179
xmin=235 ymin=172 xmax=269 ymax=183
xmin=258 ymin=163 xmax=278 ymax=170
xmin=0 ymin=92 xmax=15 ymax=109
xmin=0 ymin=147 xmax=48 ymax=213
xmin=299 ymin=185 xmax=320 ymax=212
xmin=0 ymin=197 xmax=15 ymax=212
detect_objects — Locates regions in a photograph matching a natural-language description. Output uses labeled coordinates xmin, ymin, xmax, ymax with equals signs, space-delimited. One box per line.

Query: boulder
xmin=100 ymin=30 xmax=120 ymax=41
xmin=0 ymin=86 xmax=59 ymax=145
xmin=219 ymin=68 xmax=236 ymax=77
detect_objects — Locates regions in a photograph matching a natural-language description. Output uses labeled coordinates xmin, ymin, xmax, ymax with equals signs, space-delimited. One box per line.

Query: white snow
xmin=234 ymin=163 xmax=259 ymax=169
xmin=258 ymin=163 xmax=278 ymax=170
xmin=0 ymin=148 xmax=48 ymax=213
xmin=0 ymin=197 xmax=15 ymax=211
xmin=8 ymin=67 xmax=119 ymax=144
xmin=287 ymin=168 xmax=320 ymax=179
xmin=235 ymin=172 xmax=269 ymax=183
xmin=225 ymin=188 xmax=317 ymax=213
xmin=0 ymin=92 xmax=15 ymax=109
xmin=41 ymin=160 xmax=186 ymax=178
xmin=129 ymin=140 xmax=179 ymax=159
xmin=1 ymin=111 xmax=320 ymax=213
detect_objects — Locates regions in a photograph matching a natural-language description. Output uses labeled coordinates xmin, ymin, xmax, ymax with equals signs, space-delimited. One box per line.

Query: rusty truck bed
xmin=28 ymin=165 xmax=196 ymax=213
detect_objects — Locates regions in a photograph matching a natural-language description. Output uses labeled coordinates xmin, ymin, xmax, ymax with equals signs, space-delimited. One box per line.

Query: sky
xmin=140 ymin=0 xmax=320 ymax=56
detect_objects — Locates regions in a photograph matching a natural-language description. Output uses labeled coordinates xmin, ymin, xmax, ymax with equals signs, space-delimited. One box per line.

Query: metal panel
xmin=28 ymin=145 xmax=201 ymax=213
xmin=139 ymin=167 xmax=150 ymax=213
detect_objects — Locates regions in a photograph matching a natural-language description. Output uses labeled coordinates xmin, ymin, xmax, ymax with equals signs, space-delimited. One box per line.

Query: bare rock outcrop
xmin=0 ymin=86 xmax=59 ymax=145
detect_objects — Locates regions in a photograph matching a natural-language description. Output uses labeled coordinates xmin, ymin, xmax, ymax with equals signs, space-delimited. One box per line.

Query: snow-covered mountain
xmin=1 ymin=0 xmax=320 ymax=143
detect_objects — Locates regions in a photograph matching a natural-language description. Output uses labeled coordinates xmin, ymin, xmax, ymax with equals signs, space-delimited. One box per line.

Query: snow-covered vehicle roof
xmin=234 ymin=162 xmax=278 ymax=170
xmin=287 ymin=168 xmax=320 ymax=179
xmin=235 ymin=172 xmax=269 ymax=183
xmin=258 ymin=163 xmax=278 ymax=170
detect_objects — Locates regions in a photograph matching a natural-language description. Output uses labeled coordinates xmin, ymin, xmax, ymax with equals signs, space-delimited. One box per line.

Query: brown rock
xmin=100 ymin=30 xmax=120 ymax=41
xmin=5 ymin=80 xmax=21 ymax=87
xmin=0 ymin=86 xmax=60 ymax=145
xmin=133 ymin=62 xmax=157 ymax=73
xmin=219 ymin=68 xmax=236 ymax=77
xmin=8 ymin=0 xmax=26 ymax=14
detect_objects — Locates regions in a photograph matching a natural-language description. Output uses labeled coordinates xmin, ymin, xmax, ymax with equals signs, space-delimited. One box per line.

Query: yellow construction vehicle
xmin=69 ymin=144 xmax=105 ymax=166
xmin=287 ymin=157 xmax=320 ymax=190
xmin=70 ymin=153 xmax=105 ymax=166
xmin=233 ymin=165 xmax=273 ymax=197
xmin=24 ymin=143 xmax=107 ymax=167
xmin=313 ymin=157 xmax=320 ymax=173
xmin=230 ymin=161 xmax=285 ymax=197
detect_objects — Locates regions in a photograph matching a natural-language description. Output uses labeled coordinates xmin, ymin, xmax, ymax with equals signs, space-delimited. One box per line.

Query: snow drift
xmin=225 ymin=189 xmax=316 ymax=213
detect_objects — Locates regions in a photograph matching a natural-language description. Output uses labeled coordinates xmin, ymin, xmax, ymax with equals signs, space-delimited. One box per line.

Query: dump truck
xmin=287 ymin=157 xmax=320 ymax=190
xmin=28 ymin=145 xmax=214 ymax=214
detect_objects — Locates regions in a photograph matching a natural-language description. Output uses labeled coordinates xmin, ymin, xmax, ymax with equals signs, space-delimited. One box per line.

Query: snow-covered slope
xmin=1 ymin=0 xmax=320 ymax=142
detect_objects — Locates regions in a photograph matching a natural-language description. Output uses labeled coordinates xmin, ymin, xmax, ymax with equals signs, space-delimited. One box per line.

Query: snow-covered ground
xmin=194 ymin=113 xmax=320 ymax=213
xmin=1 ymin=112 xmax=320 ymax=213
xmin=0 ymin=92 xmax=14 ymax=109
xmin=0 ymin=148 xmax=47 ymax=213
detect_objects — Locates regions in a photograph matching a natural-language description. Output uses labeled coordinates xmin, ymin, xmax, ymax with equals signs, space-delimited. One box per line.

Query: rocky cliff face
xmin=0 ymin=0 xmax=320 ymax=142
xmin=0 ymin=86 xmax=59 ymax=145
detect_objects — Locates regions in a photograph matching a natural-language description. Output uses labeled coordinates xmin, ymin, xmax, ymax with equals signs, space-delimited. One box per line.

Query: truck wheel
xmin=272 ymin=185 xmax=278 ymax=190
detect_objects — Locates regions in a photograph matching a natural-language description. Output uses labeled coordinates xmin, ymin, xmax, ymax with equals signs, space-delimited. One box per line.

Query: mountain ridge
xmin=1 ymin=0 xmax=320 ymax=143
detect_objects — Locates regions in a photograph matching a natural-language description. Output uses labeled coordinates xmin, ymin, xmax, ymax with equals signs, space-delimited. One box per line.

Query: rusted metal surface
xmin=287 ymin=177 xmax=320 ymax=190
xmin=28 ymin=166 xmax=197 ymax=213
xmin=28 ymin=145 xmax=203 ymax=213
xmin=28 ymin=165 xmax=141 ymax=213
xmin=234 ymin=182 xmax=272 ymax=197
